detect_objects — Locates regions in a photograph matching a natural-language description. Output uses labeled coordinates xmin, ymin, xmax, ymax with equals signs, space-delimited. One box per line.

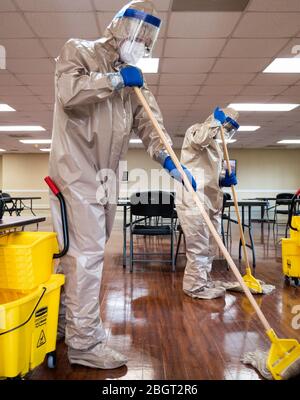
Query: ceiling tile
xmin=25 ymin=12 xmax=99 ymax=38
xmin=161 ymin=58 xmax=215 ymax=73
xmin=200 ymin=85 xmax=243 ymax=95
xmin=0 ymin=13 xmax=34 ymax=38
xmin=205 ymin=73 xmax=255 ymax=85
xmin=158 ymin=86 xmax=200 ymax=96
xmin=160 ymin=73 xmax=207 ymax=86
xmin=277 ymin=38 xmax=300 ymax=57
xmin=279 ymin=86 xmax=300 ymax=96
xmin=0 ymin=95 xmax=41 ymax=105
xmin=167 ymin=12 xmax=241 ymax=38
xmin=97 ymin=12 xmax=167 ymax=37
xmin=232 ymin=95 xmax=275 ymax=103
xmin=93 ymin=0 xmax=171 ymax=11
xmin=16 ymin=74 xmax=54 ymax=86
xmin=0 ymin=0 xmax=16 ymax=11
xmin=12 ymin=103 xmax=50 ymax=111
xmin=160 ymin=104 xmax=190 ymax=111
xmin=37 ymin=95 xmax=54 ymax=104
xmin=221 ymin=38 xmax=289 ymax=58
xmin=274 ymin=95 xmax=300 ymax=103
xmin=164 ymin=38 xmax=226 ymax=58
xmin=213 ymin=58 xmax=271 ymax=73
xmin=157 ymin=95 xmax=195 ymax=104
xmin=7 ymin=58 xmax=55 ymax=74
xmin=28 ymin=86 xmax=55 ymax=96
xmin=248 ymin=0 xmax=300 ymax=12
xmin=0 ymin=85 xmax=33 ymax=96
xmin=251 ymin=73 xmax=300 ymax=86
xmin=0 ymin=39 xmax=48 ymax=58
xmin=240 ymin=85 xmax=288 ymax=95
xmin=145 ymin=74 xmax=159 ymax=85
xmin=233 ymin=13 xmax=300 ymax=37
xmin=0 ymin=73 xmax=22 ymax=86
xmin=15 ymin=0 xmax=93 ymax=11
xmin=41 ymin=38 xmax=69 ymax=58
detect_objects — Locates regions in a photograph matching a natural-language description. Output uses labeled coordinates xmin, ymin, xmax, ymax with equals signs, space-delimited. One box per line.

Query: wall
xmin=1 ymin=149 xmax=299 ymax=215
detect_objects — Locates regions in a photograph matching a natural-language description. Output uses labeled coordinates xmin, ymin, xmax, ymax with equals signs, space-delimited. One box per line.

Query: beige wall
xmin=1 ymin=149 xmax=299 ymax=213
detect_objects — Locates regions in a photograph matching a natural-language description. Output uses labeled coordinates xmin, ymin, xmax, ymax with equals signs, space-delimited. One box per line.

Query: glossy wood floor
xmin=30 ymin=221 xmax=300 ymax=380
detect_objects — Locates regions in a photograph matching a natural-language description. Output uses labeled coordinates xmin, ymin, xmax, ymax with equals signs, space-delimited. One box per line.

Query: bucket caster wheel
xmin=284 ymin=276 xmax=290 ymax=285
xmin=47 ymin=351 xmax=57 ymax=369
xmin=293 ymin=277 xmax=299 ymax=286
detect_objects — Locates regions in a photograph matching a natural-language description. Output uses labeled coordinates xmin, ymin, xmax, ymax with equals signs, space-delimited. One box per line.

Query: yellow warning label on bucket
xmin=37 ymin=330 xmax=46 ymax=348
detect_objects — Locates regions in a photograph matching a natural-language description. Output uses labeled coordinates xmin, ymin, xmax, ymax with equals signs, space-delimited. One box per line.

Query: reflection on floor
xmin=30 ymin=222 xmax=300 ymax=380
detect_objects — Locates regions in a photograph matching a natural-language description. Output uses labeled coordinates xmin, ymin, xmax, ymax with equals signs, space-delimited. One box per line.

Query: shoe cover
xmin=184 ymin=284 xmax=226 ymax=299
xmin=218 ymin=280 xmax=275 ymax=295
xmin=68 ymin=343 xmax=128 ymax=369
xmin=241 ymin=350 xmax=273 ymax=380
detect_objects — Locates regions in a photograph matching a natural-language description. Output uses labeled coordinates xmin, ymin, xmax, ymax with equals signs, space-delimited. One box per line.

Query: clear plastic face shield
xmin=221 ymin=116 xmax=240 ymax=141
xmin=114 ymin=8 xmax=161 ymax=65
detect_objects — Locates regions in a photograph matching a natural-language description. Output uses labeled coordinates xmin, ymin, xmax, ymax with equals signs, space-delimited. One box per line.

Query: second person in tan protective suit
xmin=176 ymin=107 xmax=239 ymax=300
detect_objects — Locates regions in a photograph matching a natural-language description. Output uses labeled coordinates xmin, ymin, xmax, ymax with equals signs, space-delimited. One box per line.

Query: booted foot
xmin=184 ymin=285 xmax=225 ymax=299
xmin=68 ymin=343 xmax=128 ymax=369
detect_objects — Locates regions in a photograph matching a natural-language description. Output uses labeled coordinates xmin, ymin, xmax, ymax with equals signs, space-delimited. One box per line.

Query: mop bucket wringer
xmin=0 ymin=177 xmax=69 ymax=378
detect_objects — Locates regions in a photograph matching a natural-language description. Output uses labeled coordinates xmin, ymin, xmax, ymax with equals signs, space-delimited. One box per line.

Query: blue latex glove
xmin=120 ymin=66 xmax=144 ymax=87
xmin=220 ymin=170 xmax=237 ymax=187
xmin=214 ymin=106 xmax=226 ymax=125
xmin=163 ymin=156 xmax=197 ymax=191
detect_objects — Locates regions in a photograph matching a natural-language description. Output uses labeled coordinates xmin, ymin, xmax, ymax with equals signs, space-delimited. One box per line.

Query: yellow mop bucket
xmin=0 ymin=274 xmax=64 ymax=378
xmin=0 ymin=231 xmax=59 ymax=291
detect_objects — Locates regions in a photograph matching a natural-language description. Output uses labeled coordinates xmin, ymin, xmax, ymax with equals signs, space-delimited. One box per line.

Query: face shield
xmin=223 ymin=116 xmax=240 ymax=141
xmin=114 ymin=8 xmax=161 ymax=65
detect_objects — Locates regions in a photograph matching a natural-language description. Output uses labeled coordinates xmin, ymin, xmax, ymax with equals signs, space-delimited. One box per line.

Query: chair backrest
xmin=130 ymin=191 xmax=175 ymax=218
xmin=1 ymin=193 xmax=12 ymax=203
xmin=222 ymin=192 xmax=231 ymax=213
xmin=276 ymin=193 xmax=294 ymax=206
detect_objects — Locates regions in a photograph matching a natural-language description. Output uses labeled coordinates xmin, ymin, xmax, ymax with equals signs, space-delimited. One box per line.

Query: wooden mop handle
xmin=220 ymin=126 xmax=251 ymax=270
xmin=134 ymin=86 xmax=272 ymax=333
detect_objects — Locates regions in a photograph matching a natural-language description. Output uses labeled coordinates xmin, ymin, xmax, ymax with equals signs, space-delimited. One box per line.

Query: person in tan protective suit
xmin=49 ymin=0 xmax=196 ymax=369
xmin=176 ymin=107 xmax=239 ymax=300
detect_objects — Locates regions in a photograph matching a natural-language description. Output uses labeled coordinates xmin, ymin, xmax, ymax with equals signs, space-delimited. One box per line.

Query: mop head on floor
xmin=241 ymin=350 xmax=300 ymax=380
xmin=216 ymin=280 xmax=275 ymax=295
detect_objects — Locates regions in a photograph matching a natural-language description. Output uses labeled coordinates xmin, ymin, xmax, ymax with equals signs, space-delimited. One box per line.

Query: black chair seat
xmin=132 ymin=225 xmax=171 ymax=236
xmin=276 ymin=210 xmax=289 ymax=215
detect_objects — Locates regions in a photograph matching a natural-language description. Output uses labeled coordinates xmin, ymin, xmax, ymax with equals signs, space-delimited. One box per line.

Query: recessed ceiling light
xmin=277 ymin=140 xmax=300 ymax=144
xmin=216 ymin=139 xmax=236 ymax=144
xmin=19 ymin=139 xmax=51 ymax=144
xmin=40 ymin=148 xmax=51 ymax=152
xmin=228 ymin=103 xmax=299 ymax=112
xmin=136 ymin=58 xmax=159 ymax=73
xmin=0 ymin=104 xmax=15 ymax=112
xmin=0 ymin=148 xmax=6 ymax=152
xmin=0 ymin=125 xmax=45 ymax=132
xmin=264 ymin=58 xmax=300 ymax=73
xmin=238 ymin=126 xmax=261 ymax=132
xmin=129 ymin=139 xmax=142 ymax=144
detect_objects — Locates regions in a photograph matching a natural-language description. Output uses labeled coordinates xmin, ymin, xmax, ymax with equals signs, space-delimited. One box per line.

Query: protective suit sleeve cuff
xmin=156 ymin=150 xmax=169 ymax=167
xmin=107 ymin=72 xmax=125 ymax=91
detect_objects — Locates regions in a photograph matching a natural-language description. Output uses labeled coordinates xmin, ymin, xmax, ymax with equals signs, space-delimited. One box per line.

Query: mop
xmin=218 ymin=125 xmax=275 ymax=295
xmin=134 ymin=86 xmax=300 ymax=380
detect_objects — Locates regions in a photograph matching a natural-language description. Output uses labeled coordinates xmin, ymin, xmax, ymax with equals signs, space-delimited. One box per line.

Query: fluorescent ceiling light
xmin=0 ymin=125 xmax=45 ymax=132
xmin=130 ymin=139 xmax=142 ymax=144
xmin=216 ymin=139 xmax=236 ymax=144
xmin=136 ymin=58 xmax=159 ymax=73
xmin=264 ymin=58 xmax=300 ymax=73
xmin=238 ymin=126 xmax=260 ymax=132
xmin=40 ymin=148 xmax=51 ymax=152
xmin=277 ymin=140 xmax=300 ymax=144
xmin=0 ymin=149 xmax=6 ymax=152
xmin=0 ymin=104 xmax=15 ymax=112
xmin=19 ymin=139 xmax=51 ymax=144
xmin=229 ymin=103 xmax=299 ymax=112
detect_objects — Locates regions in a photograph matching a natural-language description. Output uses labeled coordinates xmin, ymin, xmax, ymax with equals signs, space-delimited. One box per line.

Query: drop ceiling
xmin=0 ymin=0 xmax=300 ymax=152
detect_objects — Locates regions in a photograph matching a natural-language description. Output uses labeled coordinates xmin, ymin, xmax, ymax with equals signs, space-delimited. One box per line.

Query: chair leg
xmin=175 ymin=230 xmax=182 ymax=265
xmin=130 ymin=231 xmax=134 ymax=273
xmin=171 ymin=230 xmax=175 ymax=272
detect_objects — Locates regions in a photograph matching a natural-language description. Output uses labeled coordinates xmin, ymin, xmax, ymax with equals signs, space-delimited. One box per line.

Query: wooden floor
xmin=30 ymin=222 xmax=300 ymax=380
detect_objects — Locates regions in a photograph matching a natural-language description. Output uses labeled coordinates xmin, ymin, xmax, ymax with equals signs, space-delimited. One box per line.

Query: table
xmin=3 ymin=196 xmax=42 ymax=216
xmin=225 ymin=200 xmax=268 ymax=269
xmin=0 ymin=216 xmax=46 ymax=232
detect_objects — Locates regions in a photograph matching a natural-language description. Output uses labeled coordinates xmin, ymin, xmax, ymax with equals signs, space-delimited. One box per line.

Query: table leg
xmin=123 ymin=205 xmax=127 ymax=268
xmin=30 ymin=199 xmax=36 ymax=216
xmin=239 ymin=205 xmax=245 ymax=261
xmin=248 ymin=205 xmax=256 ymax=269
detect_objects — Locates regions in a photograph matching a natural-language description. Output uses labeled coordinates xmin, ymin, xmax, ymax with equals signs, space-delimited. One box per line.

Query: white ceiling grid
xmin=0 ymin=0 xmax=300 ymax=152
